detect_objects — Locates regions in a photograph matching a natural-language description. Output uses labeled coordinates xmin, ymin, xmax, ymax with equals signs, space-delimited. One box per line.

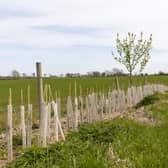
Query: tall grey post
xmin=36 ymin=62 xmax=44 ymax=121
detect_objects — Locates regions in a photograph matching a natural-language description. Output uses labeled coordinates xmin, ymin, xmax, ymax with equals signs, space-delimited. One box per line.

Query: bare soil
xmin=125 ymin=107 xmax=160 ymax=125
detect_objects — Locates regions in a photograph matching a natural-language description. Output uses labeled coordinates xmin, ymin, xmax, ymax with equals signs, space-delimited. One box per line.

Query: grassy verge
xmin=6 ymin=91 xmax=168 ymax=168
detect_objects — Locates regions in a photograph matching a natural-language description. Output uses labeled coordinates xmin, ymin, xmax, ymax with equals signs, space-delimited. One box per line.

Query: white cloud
xmin=0 ymin=0 xmax=168 ymax=74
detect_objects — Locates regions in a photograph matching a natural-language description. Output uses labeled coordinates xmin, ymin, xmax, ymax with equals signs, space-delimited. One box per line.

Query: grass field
xmin=0 ymin=75 xmax=168 ymax=131
xmin=0 ymin=75 xmax=167 ymax=106
xmin=7 ymin=91 xmax=168 ymax=168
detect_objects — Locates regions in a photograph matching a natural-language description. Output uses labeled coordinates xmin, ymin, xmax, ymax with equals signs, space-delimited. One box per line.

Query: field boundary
xmin=1 ymin=84 xmax=168 ymax=164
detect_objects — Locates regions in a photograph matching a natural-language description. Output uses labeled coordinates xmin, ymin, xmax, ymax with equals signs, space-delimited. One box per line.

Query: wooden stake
xmin=55 ymin=90 xmax=57 ymax=102
xmin=57 ymin=97 xmax=61 ymax=119
xmin=69 ymin=83 xmax=71 ymax=96
xmin=43 ymin=84 xmax=48 ymax=104
xmin=49 ymin=85 xmax=54 ymax=101
xmin=46 ymin=84 xmax=48 ymax=103
xmin=28 ymin=85 xmax=30 ymax=105
xmin=21 ymin=89 xmax=23 ymax=105
xmin=43 ymin=85 xmax=46 ymax=103
xmin=86 ymin=88 xmax=88 ymax=95
xmin=52 ymin=102 xmax=65 ymax=141
xmin=9 ymin=88 xmax=12 ymax=105
xmin=58 ymin=89 xmax=61 ymax=99
xmin=74 ymin=80 xmax=77 ymax=97
xmin=36 ymin=62 xmax=44 ymax=121
xmin=58 ymin=118 xmax=65 ymax=141
xmin=115 ymin=75 xmax=120 ymax=90
xmin=80 ymin=85 xmax=82 ymax=96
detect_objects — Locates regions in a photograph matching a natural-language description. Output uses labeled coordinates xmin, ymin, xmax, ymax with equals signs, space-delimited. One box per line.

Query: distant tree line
xmin=0 ymin=68 xmax=167 ymax=80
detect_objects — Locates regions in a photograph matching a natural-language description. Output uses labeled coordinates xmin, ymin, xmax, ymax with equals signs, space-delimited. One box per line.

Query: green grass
xmin=0 ymin=75 xmax=168 ymax=131
xmin=0 ymin=76 xmax=128 ymax=131
xmin=135 ymin=93 xmax=160 ymax=108
xmin=7 ymin=92 xmax=168 ymax=168
xmin=1 ymin=75 xmax=168 ymax=107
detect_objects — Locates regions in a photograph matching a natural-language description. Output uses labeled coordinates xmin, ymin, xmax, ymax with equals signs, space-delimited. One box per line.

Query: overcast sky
xmin=0 ymin=0 xmax=168 ymax=76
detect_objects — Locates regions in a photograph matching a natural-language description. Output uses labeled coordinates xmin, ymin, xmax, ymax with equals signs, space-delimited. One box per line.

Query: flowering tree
xmin=112 ymin=32 xmax=152 ymax=85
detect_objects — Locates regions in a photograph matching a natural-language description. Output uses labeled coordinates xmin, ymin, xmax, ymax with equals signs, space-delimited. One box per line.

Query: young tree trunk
xmin=144 ymin=74 xmax=147 ymax=85
xmin=114 ymin=75 xmax=120 ymax=90
xmin=129 ymin=71 xmax=133 ymax=86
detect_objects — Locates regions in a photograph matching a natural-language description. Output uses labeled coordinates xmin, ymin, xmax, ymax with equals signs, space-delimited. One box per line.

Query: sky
xmin=0 ymin=0 xmax=168 ymax=76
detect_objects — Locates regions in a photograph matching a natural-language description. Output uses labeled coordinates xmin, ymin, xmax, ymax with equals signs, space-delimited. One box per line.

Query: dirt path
xmin=122 ymin=106 xmax=160 ymax=125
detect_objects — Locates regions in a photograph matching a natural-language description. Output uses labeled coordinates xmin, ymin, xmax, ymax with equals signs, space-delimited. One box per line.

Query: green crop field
xmin=0 ymin=75 xmax=167 ymax=106
xmin=0 ymin=75 xmax=168 ymax=131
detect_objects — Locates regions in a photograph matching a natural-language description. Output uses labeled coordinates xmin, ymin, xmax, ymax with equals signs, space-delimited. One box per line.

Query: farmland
xmin=1 ymin=0 xmax=167 ymax=167
xmin=0 ymin=75 xmax=167 ymax=106
xmin=1 ymin=75 xmax=168 ymax=168
xmin=0 ymin=75 xmax=168 ymax=131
